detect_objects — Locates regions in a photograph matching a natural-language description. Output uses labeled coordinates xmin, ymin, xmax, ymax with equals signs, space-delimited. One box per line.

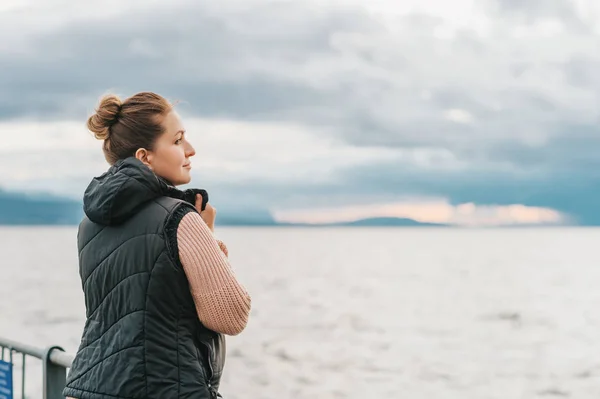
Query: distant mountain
xmin=215 ymin=216 xmax=448 ymax=227
xmin=329 ymin=217 xmax=448 ymax=227
xmin=0 ymin=190 xmax=83 ymax=225
xmin=216 ymin=209 xmax=280 ymax=226
xmin=268 ymin=217 xmax=448 ymax=227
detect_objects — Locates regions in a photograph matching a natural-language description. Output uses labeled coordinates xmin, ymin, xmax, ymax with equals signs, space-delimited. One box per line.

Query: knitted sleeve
xmin=177 ymin=212 xmax=251 ymax=335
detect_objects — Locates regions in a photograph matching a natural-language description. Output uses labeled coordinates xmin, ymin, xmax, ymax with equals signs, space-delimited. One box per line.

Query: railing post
xmin=42 ymin=346 xmax=66 ymax=399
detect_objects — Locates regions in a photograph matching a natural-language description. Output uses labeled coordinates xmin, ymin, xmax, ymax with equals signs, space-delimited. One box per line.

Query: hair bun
xmin=87 ymin=95 xmax=123 ymax=140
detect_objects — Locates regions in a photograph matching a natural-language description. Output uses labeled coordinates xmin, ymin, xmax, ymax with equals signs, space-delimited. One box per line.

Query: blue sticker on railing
xmin=0 ymin=360 xmax=13 ymax=399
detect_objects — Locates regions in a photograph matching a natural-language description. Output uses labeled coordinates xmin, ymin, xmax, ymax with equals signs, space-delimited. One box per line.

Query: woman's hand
xmin=196 ymin=194 xmax=216 ymax=232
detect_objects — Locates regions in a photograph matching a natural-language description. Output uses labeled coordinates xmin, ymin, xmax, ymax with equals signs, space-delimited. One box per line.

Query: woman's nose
xmin=186 ymin=141 xmax=196 ymax=157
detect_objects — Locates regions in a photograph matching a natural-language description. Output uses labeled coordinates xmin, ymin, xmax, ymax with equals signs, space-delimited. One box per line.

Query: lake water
xmin=1 ymin=226 xmax=600 ymax=398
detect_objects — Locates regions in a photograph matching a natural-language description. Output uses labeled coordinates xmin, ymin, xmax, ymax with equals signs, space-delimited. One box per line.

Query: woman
xmin=63 ymin=92 xmax=251 ymax=399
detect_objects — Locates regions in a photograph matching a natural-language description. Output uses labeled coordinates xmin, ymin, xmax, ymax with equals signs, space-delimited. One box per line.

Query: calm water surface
xmin=1 ymin=226 xmax=599 ymax=398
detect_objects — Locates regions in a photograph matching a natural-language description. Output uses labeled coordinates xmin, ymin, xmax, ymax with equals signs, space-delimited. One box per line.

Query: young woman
xmin=63 ymin=92 xmax=251 ymax=399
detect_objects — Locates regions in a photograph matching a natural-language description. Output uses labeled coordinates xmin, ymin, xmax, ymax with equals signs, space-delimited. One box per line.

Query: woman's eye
xmin=175 ymin=139 xmax=182 ymax=144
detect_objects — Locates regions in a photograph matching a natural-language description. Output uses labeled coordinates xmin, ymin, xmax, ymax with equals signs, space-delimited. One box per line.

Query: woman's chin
xmin=166 ymin=175 xmax=191 ymax=187
xmin=178 ymin=173 xmax=192 ymax=186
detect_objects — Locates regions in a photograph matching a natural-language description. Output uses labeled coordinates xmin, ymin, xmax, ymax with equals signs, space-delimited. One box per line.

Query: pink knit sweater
xmin=177 ymin=212 xmax=251 ymax=335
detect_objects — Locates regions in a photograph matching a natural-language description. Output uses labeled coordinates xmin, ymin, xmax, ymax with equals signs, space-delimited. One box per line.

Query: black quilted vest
xmin=63 ymin=157 xmax=225 ymax=399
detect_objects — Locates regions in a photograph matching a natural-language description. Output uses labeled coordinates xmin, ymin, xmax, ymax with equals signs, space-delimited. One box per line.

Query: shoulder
xmin=177 ymin=211 xmax=212 ymax=239
xmin=178 ymin=210 xmax=204 ymax=226
xmin=164 ymin=200 xmax=198 ymax=229
xmin=164 ymin=202 xmax=198 ymax=262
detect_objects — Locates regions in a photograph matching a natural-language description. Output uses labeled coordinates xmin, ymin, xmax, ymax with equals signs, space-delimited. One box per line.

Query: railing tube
xmin=42 ymin=346 xmax=66 ymax=399
xmin=0 ymin=337 xmax=74 ymax=399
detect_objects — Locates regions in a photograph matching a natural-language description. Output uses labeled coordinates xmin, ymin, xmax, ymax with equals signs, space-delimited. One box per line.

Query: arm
xmin=177 ymin=212 xmax=251 ymax=335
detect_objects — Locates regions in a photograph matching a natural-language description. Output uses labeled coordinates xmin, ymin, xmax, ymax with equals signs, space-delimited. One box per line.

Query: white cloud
xmin=444 ymin=109 xmax=474 ymax=124
xmin=0 ymin=116 xmax=410 ymax=190
xmin=0 ymin=120 xmax=99 ymax=151
xmin=182 ymin=117 xmax=405 ymax=184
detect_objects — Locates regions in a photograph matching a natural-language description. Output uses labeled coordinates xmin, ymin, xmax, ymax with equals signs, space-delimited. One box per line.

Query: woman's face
xmin=142 ymin=110 xmax=196 ymax=186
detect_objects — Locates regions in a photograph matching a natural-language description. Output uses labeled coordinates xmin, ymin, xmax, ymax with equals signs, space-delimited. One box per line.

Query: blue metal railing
xmin=0 ymin=337 xmax=73 ymax=399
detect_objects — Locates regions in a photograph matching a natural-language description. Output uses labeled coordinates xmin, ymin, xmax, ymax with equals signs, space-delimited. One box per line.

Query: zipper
xmin=201 ymin=341 xmax=215 ymax=380
xmin=202 ymin=342 xmax=217 ymax=398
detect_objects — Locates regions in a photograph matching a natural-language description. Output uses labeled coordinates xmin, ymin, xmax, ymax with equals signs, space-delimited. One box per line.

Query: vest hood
xmin=83 ymin=157 xmax=208 ymax=226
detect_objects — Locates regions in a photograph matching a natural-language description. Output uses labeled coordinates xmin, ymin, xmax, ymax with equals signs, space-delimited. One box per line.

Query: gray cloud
xmin=0 ymin=1 xmax=373 ymax=120
xmin=563 ymin=55 xmax=600 ymax=88
xmin=486 ymin=0 xmax=592 ymax=34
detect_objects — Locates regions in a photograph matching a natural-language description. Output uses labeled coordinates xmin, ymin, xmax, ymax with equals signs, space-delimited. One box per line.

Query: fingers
xmin=196 ymin=192 xmax=211 ymax=212
xmin=196 ymin=194 xmax=216 ymax=214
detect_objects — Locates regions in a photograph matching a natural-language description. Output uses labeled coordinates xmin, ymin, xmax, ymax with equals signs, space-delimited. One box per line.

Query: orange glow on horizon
xmin=272 ymin=200 xmax=565 ymax=227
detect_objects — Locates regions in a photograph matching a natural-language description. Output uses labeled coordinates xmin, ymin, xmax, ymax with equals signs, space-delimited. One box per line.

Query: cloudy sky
xmin=1 ymin=0 xmax=599 ymax=226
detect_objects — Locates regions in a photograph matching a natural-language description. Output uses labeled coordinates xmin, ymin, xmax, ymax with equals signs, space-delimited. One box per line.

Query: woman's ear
xmin=135 ymin=148 xmax=152 ymax=169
